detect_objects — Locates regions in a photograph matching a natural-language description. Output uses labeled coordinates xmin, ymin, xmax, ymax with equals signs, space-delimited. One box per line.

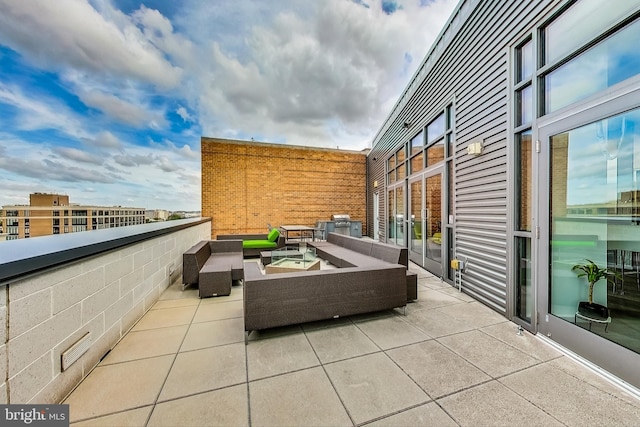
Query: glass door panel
xmin=425 ymin=173 xmax=443 ymax=273
xmin=388 ymin=190 xmax=395 ymax=242
xmin=538 ymin=103 xmax=640 ymax=388
xmin=395 ymin=186 xmax=405 ymax=246
xmin=409 ymin=179 xmax=424 ymax=263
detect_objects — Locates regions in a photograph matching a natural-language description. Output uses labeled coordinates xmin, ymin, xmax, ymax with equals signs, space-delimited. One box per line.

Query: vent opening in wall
xmin=61 ymin=332 xmax=92 ymax=371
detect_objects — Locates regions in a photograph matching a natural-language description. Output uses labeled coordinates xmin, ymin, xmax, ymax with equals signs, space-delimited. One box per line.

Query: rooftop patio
xmin=64 ymin=260 xmax=640 ymax=426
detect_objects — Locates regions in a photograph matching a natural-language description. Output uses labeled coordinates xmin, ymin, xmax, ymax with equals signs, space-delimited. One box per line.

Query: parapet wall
xmin=0 ymin=218 xmax=211 ymax=403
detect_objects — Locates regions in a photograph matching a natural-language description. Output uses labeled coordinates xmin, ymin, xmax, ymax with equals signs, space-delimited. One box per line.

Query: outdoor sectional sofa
xmin=243 ymin=233 xmax=415 ymax=336
xmin=183 ymin=240 xmax=244 ymax=298
xmin=217 ymin=228 xmax=285 ymax=257
xmin=310 ymin=232 xmax=418 ymax=301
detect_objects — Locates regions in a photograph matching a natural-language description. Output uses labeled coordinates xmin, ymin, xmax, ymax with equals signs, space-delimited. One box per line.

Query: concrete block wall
xmin=1 ymin=221 xmax=211 ymax=404
xmin=201 ymin=137 xmax=368 ymax=238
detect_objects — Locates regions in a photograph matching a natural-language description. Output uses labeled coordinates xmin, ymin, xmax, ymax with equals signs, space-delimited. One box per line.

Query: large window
xmin=541 ymin=0 xmax=640 ymax=114
xmin=387 ymin=145 xmax=406 ymax=184
xmin=549 ymin=107 xmax=640 ymax=353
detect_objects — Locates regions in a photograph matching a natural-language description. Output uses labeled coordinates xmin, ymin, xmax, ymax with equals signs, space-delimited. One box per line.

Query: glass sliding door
xmin=538 ymin=104 xmax=640 ymax=387
xmin=424 ymin=172 xmax=443 ymax=275
xmin=388 ymin=185 xmax=405 ymax=246
xmin=407 ymin=168 xmax=443 ymax=275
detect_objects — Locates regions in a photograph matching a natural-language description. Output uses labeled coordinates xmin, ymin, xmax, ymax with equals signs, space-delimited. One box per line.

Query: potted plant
xmin=571 ymin=259 xmax=617 ymax=320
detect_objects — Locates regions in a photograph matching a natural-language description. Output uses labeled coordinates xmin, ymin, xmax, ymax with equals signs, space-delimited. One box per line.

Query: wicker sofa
xmin=244 ymin=262 xmax=406 ymax=335
xmin=310 ymin=233 xmax=418 ymax=301
xmin=183 ymin=240 xmax=244 ymax=298
xmin=243 ymin=233 xmax=412 ymax=335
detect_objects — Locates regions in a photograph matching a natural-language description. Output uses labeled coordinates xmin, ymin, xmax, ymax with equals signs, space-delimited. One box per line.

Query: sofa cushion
xmin=243 ymin=239 xmax=278 ymax=249
xmin=267 ymin=228 xmax=280 ymax=242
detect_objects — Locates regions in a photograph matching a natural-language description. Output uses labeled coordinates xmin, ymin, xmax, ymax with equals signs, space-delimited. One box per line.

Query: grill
xmin=331 ymin=214 xmax=351 ymax=235
xmin=316 ymin=215 xmax=361 ymax=239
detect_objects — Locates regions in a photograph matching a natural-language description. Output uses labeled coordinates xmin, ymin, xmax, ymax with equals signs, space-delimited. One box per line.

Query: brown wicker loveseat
xmin=183 ymin=240 xmax=244 ymax=298
xmin=243 ymin=234 xmax=411 ymax=336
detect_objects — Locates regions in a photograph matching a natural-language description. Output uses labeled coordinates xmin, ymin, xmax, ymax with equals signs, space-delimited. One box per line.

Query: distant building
xmin=0 ymin=193 xmax=145 ymax=240
xmin=145 ymin=209 xmax=170 ymax=221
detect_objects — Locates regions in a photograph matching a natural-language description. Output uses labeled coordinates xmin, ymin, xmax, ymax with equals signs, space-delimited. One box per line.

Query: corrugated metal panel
xmin=367 ymin=0 xmax=561 ymax=315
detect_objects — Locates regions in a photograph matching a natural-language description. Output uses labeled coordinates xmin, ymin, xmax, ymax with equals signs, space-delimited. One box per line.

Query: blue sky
xmin=0 ymin=0 xmax=456 ymax=211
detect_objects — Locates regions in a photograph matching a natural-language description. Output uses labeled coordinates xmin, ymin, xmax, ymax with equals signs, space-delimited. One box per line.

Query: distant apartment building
xmin=145 ymin=209 xmax=170 ymax=221
xmin=0 ymin=193 xmax=145 ymax=240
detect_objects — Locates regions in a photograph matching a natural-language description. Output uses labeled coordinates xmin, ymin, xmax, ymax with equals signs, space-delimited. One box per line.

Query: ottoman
xmin=198 ymin=264 xmax=232 ymax=298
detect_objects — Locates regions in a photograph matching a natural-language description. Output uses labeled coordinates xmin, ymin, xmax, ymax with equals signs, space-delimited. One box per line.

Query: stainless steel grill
xmin=316 ymin=215 xmax=362 ymax=239
xmin=331 ymin=214 xmax=351 ymax=227
xmin=331 ymin=214 xmax=351 ymax=235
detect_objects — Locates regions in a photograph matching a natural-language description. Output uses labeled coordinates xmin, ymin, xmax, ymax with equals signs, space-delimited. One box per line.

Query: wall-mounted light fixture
xmin=467 ymin=140 xmax=484 ymax=156
xmin=373 ymin=180 xmax=378 ymax=188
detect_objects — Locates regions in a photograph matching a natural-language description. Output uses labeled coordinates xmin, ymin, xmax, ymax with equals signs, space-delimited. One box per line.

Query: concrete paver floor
xmin=65 ymin=261 xmax=640 ymax=426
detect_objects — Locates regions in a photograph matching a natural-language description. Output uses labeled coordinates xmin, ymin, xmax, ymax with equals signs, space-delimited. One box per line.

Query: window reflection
xmin=410 ymin=131 xmax=424 ymax=155
xmin=518 ymin=40 xmax=533 ymax=82
xmin=545 ymin=17 xmax=640 ymax=113
xmin=545 ymin=0 xmax=638 ymax=66
xmin=427 ymin=139 xmax=445 ymax=166
xmin=516 ymin=131 xmax=532 ymax=231
xmin=411 ymin=152 xmax=424 ymax=173
xmin=550 ymin=107 xmax=640 ymax=354
xmin=517 ymin=85 xmax=533 ymax=126
xmin=427 ymin=113 xmax=445 ymax=143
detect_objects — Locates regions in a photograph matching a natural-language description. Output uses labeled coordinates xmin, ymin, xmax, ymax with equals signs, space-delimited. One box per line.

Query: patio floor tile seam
xmin=143 ymin=297 xmax=204 ymax=427
xmin=374 ymin=348 xmax=440 ymax=403
xmin=476 ymin=327 xmax=568 ymax=364
xmin=494 ymin=366 xmax=589 ymax=426
xmin=245 ymin=364 xmax=323 ymax=384
xmin=153 ymin=380 xmax=249 ymax=405
xmin=525 ymin=357 xmax=640 ymax=406
xmin=190 ymin=314 xmax=243 ymax=324
xmin=300 ymin=325 xmax=358 ymax=426
xmin=311 ymin=330 xmax=438 ymax=424
xmin=466 ymin=326 xmax=550 ymax=359
xmin=175 ymin=338 xmax=245 ymax=355
xmin=243 ymin=331 xmax=253 ymax=427
xmin=350 ymin=314 xmax=435 ymax=350
xmin=429 ymin=376 xmax=498 ymax=402
xmin=432 ymin=335 xmax=552 ymax=381
xmin=71 ymin=403 xmax=155 ymax=425
xmin=354 ymin=402 xmax=442 ymax=427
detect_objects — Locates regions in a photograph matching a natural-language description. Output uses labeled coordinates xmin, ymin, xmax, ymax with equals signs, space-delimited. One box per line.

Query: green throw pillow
xmin=267 ymin=228 xmax=280 ymax=242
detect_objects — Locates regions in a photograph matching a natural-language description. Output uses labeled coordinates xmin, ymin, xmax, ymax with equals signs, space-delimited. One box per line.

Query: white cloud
xmin=52 ymin=146 xmax=104 ymax=165
xmin=0 ymin=0 xmax=458 ymax=210
xmin=0 ymin=83 xmax=88 ymax=138
xmin=189 ymin=0 xmax=458 ymax=148
xmin=85 ymin=131 xmax=124 ymax=150
xmin=176 ymin=106 xmax=193 ymax=122
xmin=0 ymin=0 xmax=183 ymax=88
xmin=77 ymin=89 xmax=160 ymax=127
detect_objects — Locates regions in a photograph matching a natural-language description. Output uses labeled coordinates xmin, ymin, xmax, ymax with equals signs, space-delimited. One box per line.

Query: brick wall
xmin=202 ymin=138 xmax=367 ymax=238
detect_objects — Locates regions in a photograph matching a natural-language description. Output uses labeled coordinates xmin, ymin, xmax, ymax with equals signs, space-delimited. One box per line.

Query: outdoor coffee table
xmin=265 ymin=247 xmax=320 ymax=274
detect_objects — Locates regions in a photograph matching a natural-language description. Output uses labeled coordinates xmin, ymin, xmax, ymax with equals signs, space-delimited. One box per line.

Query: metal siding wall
xmin=368 ymin=0 xmax=559 ymax=314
